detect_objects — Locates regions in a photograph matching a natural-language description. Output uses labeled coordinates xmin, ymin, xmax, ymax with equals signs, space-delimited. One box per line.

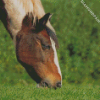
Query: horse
xmin=0 ymin=0 xmax=62 ymax=88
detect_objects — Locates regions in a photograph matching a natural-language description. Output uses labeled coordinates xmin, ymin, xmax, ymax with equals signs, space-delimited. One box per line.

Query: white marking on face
xmin=50 ymin=37 xmax=62 ymax=84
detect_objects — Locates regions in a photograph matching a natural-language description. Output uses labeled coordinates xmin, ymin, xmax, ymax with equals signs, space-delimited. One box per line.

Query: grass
xmin=0 ymin=83 xmax=100 ymax=100
xmin=0 ymin=0 xmax=100 ymax=100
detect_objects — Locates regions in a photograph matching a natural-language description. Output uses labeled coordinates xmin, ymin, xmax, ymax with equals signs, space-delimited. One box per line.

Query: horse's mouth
xmin=36 ymin=81 xmax=61 ymax=89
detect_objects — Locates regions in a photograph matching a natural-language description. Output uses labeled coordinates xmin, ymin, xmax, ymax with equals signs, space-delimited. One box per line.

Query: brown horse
xmin=0 ymin=0 xmax=62 ymax=88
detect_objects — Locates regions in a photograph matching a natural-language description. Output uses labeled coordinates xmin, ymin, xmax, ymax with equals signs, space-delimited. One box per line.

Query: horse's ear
xmin=39 ymin=13 xmax=52 ymax=26
xmin=22 ymin=13 xmax=33 ymax=28
xmin=35 ymin=13 xmax=52 ymax=32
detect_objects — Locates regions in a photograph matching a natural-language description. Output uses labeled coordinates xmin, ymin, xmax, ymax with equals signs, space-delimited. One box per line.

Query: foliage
xmin=0 ymin=0 xmax=100 ymax=85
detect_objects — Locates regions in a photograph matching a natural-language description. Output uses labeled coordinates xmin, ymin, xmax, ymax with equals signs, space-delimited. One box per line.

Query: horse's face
xmin=16 ymin=13 xmax=62 ymax=88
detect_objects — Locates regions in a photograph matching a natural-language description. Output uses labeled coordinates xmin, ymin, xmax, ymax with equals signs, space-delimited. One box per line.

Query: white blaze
xmin=50 ymin=37 xmax=62 ymax=84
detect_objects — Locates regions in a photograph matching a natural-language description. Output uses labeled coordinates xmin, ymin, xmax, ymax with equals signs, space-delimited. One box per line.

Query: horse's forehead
xmin=38 ymin=27 xmax=59 ymax=49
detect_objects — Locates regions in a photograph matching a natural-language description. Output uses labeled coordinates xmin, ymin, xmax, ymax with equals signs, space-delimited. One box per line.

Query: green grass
xmin=0 ymin=0 xmax=100 ymax=99
xmin=0 ymin=84 xmax=100 ymax=100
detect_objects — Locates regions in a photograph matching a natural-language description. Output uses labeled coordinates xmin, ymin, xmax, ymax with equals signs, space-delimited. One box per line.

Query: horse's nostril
xmin=56 ymin=82 xmax=61 ymax=88
xmin=43 ymin=82 xmax=48 ymax=87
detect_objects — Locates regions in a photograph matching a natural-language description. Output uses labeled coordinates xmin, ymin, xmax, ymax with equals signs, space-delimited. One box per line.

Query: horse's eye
xmin=42 ymin=44 xmax=50 ymax=50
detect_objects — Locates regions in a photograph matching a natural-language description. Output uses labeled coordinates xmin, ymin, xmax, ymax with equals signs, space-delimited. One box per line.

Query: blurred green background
xmin=0 ymin=0 xmax=100 ymax=85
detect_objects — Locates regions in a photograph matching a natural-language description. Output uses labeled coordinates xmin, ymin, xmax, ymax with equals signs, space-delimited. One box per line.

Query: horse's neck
xmin=0 ymin=0 xmax=55 ymax=45
xmin=1 ymin=0 xmax=45 ymax=39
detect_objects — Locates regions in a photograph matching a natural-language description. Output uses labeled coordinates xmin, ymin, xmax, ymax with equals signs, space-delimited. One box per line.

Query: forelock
xmin=46 ymin=26 xmax=59 ymax=48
